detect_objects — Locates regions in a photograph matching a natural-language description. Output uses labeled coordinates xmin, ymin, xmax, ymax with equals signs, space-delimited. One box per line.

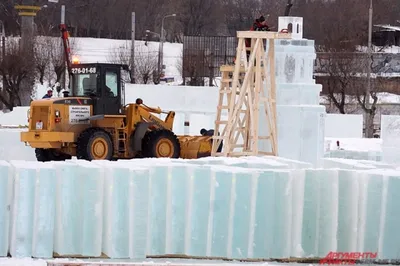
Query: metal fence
xmin=182 ymin=36 xmax=237 ymax=83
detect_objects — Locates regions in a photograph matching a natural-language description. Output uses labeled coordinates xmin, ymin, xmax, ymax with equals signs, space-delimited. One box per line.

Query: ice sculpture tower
xmin=272 ymin=17 xmax=326 ymax=167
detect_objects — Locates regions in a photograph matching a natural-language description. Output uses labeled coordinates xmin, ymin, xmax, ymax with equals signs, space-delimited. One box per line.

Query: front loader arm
xmin=136 ymin=105 xmax=175 ymax=131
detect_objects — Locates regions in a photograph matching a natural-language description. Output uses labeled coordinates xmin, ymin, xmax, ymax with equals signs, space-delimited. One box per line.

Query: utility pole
xmin=159 ymin=14 xmax=176 ymax=82
xmin=131 ymin=12 xmax=136 ymax=83
xmin=1 ymin=22 xmax=5 ymax=87
xmin=61 ymin=5 xmax=67 ymax=92
xmin=16 ymin=1 xmax=36 ymax=53
xmin=365 ymin=0 xmax=373 ymax=137
xmin=15 ymin=1 xmax=40 ymax=105
xmin=0 ymin=21 xmax=5 ymax=110
xmin=157 ymin=30 xmax=162 ymax=81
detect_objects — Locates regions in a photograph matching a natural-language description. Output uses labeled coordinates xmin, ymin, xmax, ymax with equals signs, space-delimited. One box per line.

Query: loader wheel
xmin=142 ymin=129 xmax=181 ymax=158
xmin=76 ymin=128 xmax=114 ymax=161
xmin=35 ymin=148 xmax=71 ymax=162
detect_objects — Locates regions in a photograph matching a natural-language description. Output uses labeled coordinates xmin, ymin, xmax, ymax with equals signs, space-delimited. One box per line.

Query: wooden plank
xmin=237 ymin=31 xmax=292 ymax=39
xmin=18 ymin=11 xmax=38 ymax=16
xmin=220 ymin=65 xmax=246 ymax=72
xmin=14 ymin=5 xmax=42 ymax=10
xmin=228 ymin=151 xmax=256 ymax=156
xmin=268 ymin=38 xmax=278 ymax=154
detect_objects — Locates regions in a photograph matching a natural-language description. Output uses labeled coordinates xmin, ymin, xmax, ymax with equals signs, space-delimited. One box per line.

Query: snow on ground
xmin=0 ymin=257 xmax=293 ymax=265
xmin=0 ymin=258 xmax=46 ymax=266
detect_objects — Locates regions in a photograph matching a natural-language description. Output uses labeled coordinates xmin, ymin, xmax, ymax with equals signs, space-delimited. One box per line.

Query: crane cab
xmin=67 ymin=63 xmax=129 ymax=115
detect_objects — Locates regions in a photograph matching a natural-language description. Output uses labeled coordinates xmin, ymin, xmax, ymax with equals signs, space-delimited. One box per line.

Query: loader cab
xmin=68 ymin=63 xmax=129 ymax=115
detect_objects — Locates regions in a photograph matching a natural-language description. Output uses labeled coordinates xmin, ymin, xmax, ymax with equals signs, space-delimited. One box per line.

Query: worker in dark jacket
xmin=42 ymin=90 xmax=53 ymax=99
xmin=252 ymin=15 xmax=270 ymax=31
xmin=234 ymin=15 xmax=270 ymax=64
xmin=245 ymin=15 xmax=270 ymax=56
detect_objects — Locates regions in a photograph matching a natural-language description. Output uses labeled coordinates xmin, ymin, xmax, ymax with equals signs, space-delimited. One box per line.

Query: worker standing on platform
xmin=251 ymin=15 xmax=270 ymax=32
xmin=245 ymin=15 xmax=270 ymax=59
xmin=233 ymin=15 xmax=270 ymax=63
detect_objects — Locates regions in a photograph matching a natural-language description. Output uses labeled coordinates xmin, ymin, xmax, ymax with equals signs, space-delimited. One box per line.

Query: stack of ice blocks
xmin=266 ymin=16 xmax=326 ymax=167
xmin=381 ymin=115 xmax=400 ymax=165
xmin=0 ymin=156 xmax=400 ymax=260
xmin=326 ymin=149 xmax=382 ymax=161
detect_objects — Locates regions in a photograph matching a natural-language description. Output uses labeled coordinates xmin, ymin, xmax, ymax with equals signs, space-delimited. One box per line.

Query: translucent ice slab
xmin=0 ymin=161 xmax=12 ymax=257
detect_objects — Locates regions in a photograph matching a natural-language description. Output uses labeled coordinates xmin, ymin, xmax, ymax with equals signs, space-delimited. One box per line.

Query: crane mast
xmin=59 ymin=5 xmax=72 ymax=73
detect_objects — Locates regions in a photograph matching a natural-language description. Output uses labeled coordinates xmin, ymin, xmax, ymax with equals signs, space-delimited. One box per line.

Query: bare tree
xmin=1 ymin=0 xmax=400 ymax=43
xmin=355 ymin=54 xmax=382 ymax=138
xmin=221 ymin=0 xmax=260 ymax=35
xmin=0 ymin=38 xmax=34 ymax=111
xmin=135 ymin=47 xmax=158 ymax=84
xmin=296 ymin=0 xmax=369 ymax=49
xmin=176 ymin=48 xmax=183 ymax=80
xmin=107 ymin=44 xmax=158 ymax=84
xmin=174 ymin=0 xmax=222 ymax=36
xmin=34 ymin=36 xmax=52 ymax=85
xmin=49 ymin=38 xmax=65 ymax=86
xmin=284 ymin=0 xmax=294 ymax=16
xmin=185 ymin=50 xmax=205 ymax=86
xmin=316 ymin=51 xmax=362 ymax=114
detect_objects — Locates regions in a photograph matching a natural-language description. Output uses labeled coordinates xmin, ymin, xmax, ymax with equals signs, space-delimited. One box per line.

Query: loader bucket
xmin=178 ymin=135 xmax=213 ymax=159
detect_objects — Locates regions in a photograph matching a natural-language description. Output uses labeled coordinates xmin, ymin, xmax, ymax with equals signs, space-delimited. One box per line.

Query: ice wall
xmin=0 ymin=130 xmax=36 ymax=161
xmin=325 ymin=114 xmax=363 ymax=138
xmin=1 ymin=157 xmax=400 ymax=260
xmin=381 ymin=115 xmax=400 ymax=165
xmin=324 ymin=138 xmax=383 ymax=162
xmin=125 ymin=85 xmax=219 ymax=136
xmin=266 ymin=17 xmax=325 ymax=167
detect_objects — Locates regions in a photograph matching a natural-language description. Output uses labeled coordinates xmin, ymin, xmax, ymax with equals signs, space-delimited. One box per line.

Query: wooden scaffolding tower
xmin=211 ymin=31 xmax=291 ymax=157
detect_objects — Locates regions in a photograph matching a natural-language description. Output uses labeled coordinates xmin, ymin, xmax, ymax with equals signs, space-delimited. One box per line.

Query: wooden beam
xmin=14 ymin=5 xmax=41 ymax=11
xmin=220 ymin=65 xmax=244 ymax=72
xmin=18 ymin=12 xmax=38 ymax=16
xmin=237 ymin=31 xmax=292 ymax=39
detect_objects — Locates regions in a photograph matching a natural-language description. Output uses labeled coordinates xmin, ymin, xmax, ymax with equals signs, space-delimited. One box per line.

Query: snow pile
xmin=0 ymin=108 xmax=29 ymax=128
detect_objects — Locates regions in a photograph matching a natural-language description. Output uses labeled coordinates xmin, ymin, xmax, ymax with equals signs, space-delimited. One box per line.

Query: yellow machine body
xmin=20 ymin=97 xmax=214 ymax=160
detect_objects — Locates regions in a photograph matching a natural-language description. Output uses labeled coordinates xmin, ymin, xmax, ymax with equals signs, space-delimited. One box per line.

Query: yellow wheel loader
xmin=20 ymin=10 xmax=221 ymax=162
xmin=21 ymin=63 xmax=220 ymax=162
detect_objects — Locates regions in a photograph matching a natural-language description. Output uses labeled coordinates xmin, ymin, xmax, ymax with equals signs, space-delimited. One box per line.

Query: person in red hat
xmin=42 ymin=89 xmax=53 ymax=99
xmin=245 ymin=15 xmax=270 ymax=56
xmin=233 ymin=15 xmax=270 ymax=64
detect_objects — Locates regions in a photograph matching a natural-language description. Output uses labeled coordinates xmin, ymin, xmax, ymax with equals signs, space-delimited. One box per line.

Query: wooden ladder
xmin=211 ymin=31 xmax=291 ymax=157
